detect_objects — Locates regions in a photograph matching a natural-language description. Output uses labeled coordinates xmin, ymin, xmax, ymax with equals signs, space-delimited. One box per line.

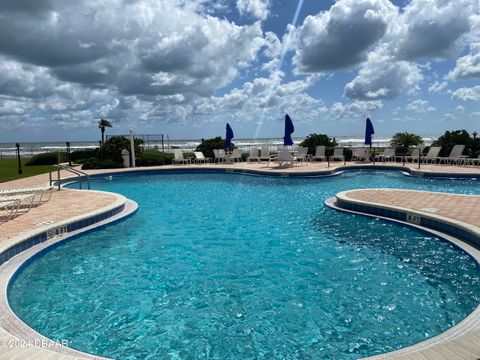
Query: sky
xmin=0 ymin=0 xmax=479 ymax=142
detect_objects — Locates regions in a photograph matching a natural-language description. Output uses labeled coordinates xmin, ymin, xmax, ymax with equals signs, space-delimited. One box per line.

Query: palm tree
xmin=98 ymin=119 xmax=112 ymax=146
xmin=390 ymin=132 xmax=423 ymax=155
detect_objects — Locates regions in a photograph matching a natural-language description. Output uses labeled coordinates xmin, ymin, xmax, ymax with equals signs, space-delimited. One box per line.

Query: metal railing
xmin=49 ymin=164 xmax=90 ymax=190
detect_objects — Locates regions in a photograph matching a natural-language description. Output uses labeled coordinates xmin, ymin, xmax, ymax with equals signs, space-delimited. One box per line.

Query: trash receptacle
xmin=121 ymin=149 xmax=130 ymax=168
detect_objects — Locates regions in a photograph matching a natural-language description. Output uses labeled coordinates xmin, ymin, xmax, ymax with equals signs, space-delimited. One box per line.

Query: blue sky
xmin=0 ymin=0 xmax=479 ymax=142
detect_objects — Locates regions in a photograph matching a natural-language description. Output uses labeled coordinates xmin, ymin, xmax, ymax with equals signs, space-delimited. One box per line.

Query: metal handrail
xmin=50 ymin=164 xmax=90 ymax=190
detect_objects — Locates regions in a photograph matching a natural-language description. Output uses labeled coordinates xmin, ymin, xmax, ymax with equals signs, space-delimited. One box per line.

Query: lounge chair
xmin=193 ymin=152 xmax=211 ymax=163
xmin=172 ymin=149 xmax=191 ymax=165
xmin=247 ymin=147 xmax=260 ymax=162
xmin=294 ymin=147 xmax=310 ymax=164
xmin=259 ymin=147 xmax=270 ymax=162
xmin=352 ymin=147 xmax=369 ymax=162
xmin=422 ymin=146 xmax=441 ymax=164
xmin=0 ymin=194 xmax=35 ymax=221
xmin=375 ymin=148 xmax=395 ymax=162
xmin=405 ymin=148 xmax=420 ymax=163
xmin=331 ymin=148 xmax=345 ymax=162
xmin=269 ymin=148 xmax=294 ymax=168
xmin=313 ymin=146 xmax=326 ymax=161
xmin=465 ymin=154 xmax=480 ymax=166
xmin=230 ymin=149 xmax=243 ymax=162
xmin=0 ymin=186 xmax=54 ymax=205
xmin=438 ymin=145 xmax=465 ymax=165
xmin=213 ymin=149 xmax=227 ymax=163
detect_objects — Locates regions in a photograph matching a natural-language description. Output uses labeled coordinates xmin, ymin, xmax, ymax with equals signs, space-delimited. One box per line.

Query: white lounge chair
xmin=0 ymin=194 xmax=35 ymax=221
xmin=405 ymin=148 xmax=421 ymax=163
xmin=375 ymin=148 xmax=395 ymax=162
xmin=259 ymin=147 xmax=270 ymax=162
xmin=230 ymin=149 xmax=243 ymax=162
xmin=422 ymin=146 xmax=441 ymax=164
xmin=0 ymin=186 xmax=54 ymax=205
xmin=313 ymin=146 xmax=326 ymax=161
xmin=294 ymin=147 xmax=310 ymax=164
xmin=172 ymin=149 xmax=191 ymax=165
xmin=269 ymin=149 xmax=294 ymax=168
xmin=438 ymin=145 xmax=465 ymax=165
xmin=331 ymin=148 xmax=345 ymax=162
xmin=352 ymin=147 xmax=369 ymax=162
xmin=247 ymin=147 xmax=259 ymax=162
xmin=465 ymin=154 xmax=480 ymax=166
xmin=193 ymin=152 xmax=211 ymax=163
xmin=213 ymin=149 xmax=226 ymax=163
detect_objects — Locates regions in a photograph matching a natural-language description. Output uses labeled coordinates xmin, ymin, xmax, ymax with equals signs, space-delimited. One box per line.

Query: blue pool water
xmin=9 ymin=171 xmax=480 ymax=359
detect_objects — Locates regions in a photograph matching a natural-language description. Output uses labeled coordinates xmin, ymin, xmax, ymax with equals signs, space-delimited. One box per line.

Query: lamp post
xmin=473 ymin=131 xmax=478 ymax=141
xmin=16 ymin=143 xmax=22 ymax=175
xmin=66 ymin=141 xmax=71 ymax=166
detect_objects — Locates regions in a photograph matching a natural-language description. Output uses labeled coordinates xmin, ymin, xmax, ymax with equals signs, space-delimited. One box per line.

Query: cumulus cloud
xmin=446 ymin=43 xmax=480 ymax=80
xmin=236 ymin=0 xmax=270 ymax=20
xmin=329 ymin=100 xmax=383 ymax=121
xmin=395 ymin=0 xmax=476 ymax=60
xmin=344 ymin=52 xmax=423 ymax=100
xmin=428 ymin=80 xmax=448 ymax=93
xmin=406 ymin=99 xmax=436 ymax=112
xmin=293 ymin=0 xmax=397 ymax=72
xmin=451 ymin=86 xmax=480 ymax=101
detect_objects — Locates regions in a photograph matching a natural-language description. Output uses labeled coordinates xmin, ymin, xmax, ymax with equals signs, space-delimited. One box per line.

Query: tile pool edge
xmin=0 ymin=190 xmax=138 ymax=360
xmin=325 ymin=194 xmax=480 ymax=359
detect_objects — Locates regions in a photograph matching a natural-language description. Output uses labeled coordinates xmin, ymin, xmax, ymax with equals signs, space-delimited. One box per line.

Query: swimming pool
xmin=8 ymin=171 xmax=480 ymax=359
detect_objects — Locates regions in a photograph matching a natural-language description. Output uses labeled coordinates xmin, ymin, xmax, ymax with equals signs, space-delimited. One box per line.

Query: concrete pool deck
xmin=0 ymin=162 xmax=479 ymax=359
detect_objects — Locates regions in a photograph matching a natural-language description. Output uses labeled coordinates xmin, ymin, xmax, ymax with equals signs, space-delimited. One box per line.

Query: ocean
xmin=0 ymin=135 xmax=438 ymax=158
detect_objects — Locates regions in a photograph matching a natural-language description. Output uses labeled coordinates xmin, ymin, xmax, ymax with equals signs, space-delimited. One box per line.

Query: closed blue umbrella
xmin=364 ymin=118 xmax=375 ymax=147
xmin=225 ymin=123 xmax=234 ymax=150
xmin=284 ymin=114 xmax=294 ymax=146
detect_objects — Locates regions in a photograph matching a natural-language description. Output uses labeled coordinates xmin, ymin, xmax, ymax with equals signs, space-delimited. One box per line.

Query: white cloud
xmin=329 ymin=100 xmax=383 ymax=121
xmin=446 ymin=43 xmax=480 ymax=80
xmin=344 ymin=51 xmax=423 ymax=100
xmin=236 ymin=0 xmax=270 ymax=20
xmin=451 ymin=86 xmax=480 ymax=101
xmin=406 ymin=99 xmax=436 ymax=112
xmin=293 ymin=0 xmax=397 ymax=72
xmin=428 ymin=80 xmax=448 ymax=93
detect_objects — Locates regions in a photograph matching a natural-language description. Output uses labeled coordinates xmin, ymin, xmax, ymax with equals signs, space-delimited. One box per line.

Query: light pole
xmin=473 ymin=131 xmax=477 ymax=141
xmin=16 ymin=143 xmax=22 ymax=175
xmin=66 ymin=141 xmax=72 ymax=166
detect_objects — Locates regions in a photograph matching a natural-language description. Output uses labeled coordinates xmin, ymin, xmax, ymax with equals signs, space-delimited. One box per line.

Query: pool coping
xmin=325 ymin=192 xmax=480 ymax=359
xmin=0 ymin=190 xmax=138 ymax=360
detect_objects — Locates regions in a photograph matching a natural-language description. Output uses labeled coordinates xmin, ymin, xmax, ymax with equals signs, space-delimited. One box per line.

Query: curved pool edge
xmin=0 ymin=190 xmax=138 ymax=360
xmin=325 ymin=195 xmax=480 ymax=359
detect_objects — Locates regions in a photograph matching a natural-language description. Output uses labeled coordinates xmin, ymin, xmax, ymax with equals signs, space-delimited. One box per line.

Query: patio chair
xmin=331 ymin=148 xmax=345 ymax=162
xmin=172 ymin=149 xmax=191 ymax=165
xmin=230 ymin=148 xmax=243 ymax=162
xmin=193 ymin=152 xmax=211 ymax=163
xmin=247 ymin=147 xmax=260 ymax=162
xmin=294 ymin=147 xmax=310 ymax=164
xmin=405 ymin=148 xmax=420 ymax=163
xmin=352 ymin=147 xmax=369 ymax=162
xmin=213 ymin=149 xmax=227 ymax=163
xmin=438 ymin=145 xmax=465 ymax=165
xmin=269 ymin=148 xmax=294 ymax=168
xmin=0 ymin=186 xmax=54 ymax=205
xmin=375 ymin=148 xmax=395 ymax=162
xmin=0 ymin=194 xmax=35 ymax=221
xmin=422 ymin=146 xmax=441 ymax=164
xmin=259 ymin=147 xmax=270 ymax=162
xmin=465 ymin=154 xmax=480 ymax=166
xmin=313 ymin=146 xmax=326 ymax=161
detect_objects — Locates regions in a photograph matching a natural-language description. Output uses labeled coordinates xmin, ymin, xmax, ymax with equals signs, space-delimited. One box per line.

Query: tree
xmin=432 ymin=130 xmax=472 ymax=157
xmin=390 ymin=132 xmax=423 ymax=156
xmin=299 ymin=133 xmax=337 ymax=154
xmin=196 ymin=137 xmax=227 ymax=158
xmin=98 ymin=119 xmax=112 ymax=146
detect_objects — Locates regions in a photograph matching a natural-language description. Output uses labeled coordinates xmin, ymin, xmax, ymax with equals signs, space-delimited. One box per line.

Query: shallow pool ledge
xmin=0 ymin=190 xmax=137 ymax=360
xmin=326 ymin=189 xmax=480 ymax=360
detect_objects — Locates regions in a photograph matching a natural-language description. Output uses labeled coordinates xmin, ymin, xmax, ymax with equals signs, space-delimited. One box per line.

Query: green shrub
xmin=432 ymin=130 xmax=471 ymax=157
xmin=137 ymin=151 xmax=173 ymax=166
xmin=25 ymin=152 xmax=66 ymax=166
xmin=196 ymin=137 xmax=226 ymax=158
xmin=299 ymin=133 xmax=337 ymax=154
xmin=97 ymin=136 xmax=144 ymax=165
xmin=71 ymin=148 xmax=99 ymax=163
xmin=81 ymin=158 xmax=122 ymax=170
xmin=390 ymin=132 xmax=423 ymax=156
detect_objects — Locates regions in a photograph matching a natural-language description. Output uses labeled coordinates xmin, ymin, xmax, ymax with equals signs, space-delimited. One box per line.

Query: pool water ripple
xmin=8 ymin=171 xmax=480 ymax=359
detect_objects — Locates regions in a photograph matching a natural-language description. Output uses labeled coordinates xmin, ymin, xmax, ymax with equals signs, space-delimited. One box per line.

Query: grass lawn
xmin=0 ymin=158 xmax=55 ymax=183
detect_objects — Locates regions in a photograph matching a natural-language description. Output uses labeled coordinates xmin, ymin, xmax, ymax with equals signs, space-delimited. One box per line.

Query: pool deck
xmin=0 ymin=162 xmax=479 ymax=359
